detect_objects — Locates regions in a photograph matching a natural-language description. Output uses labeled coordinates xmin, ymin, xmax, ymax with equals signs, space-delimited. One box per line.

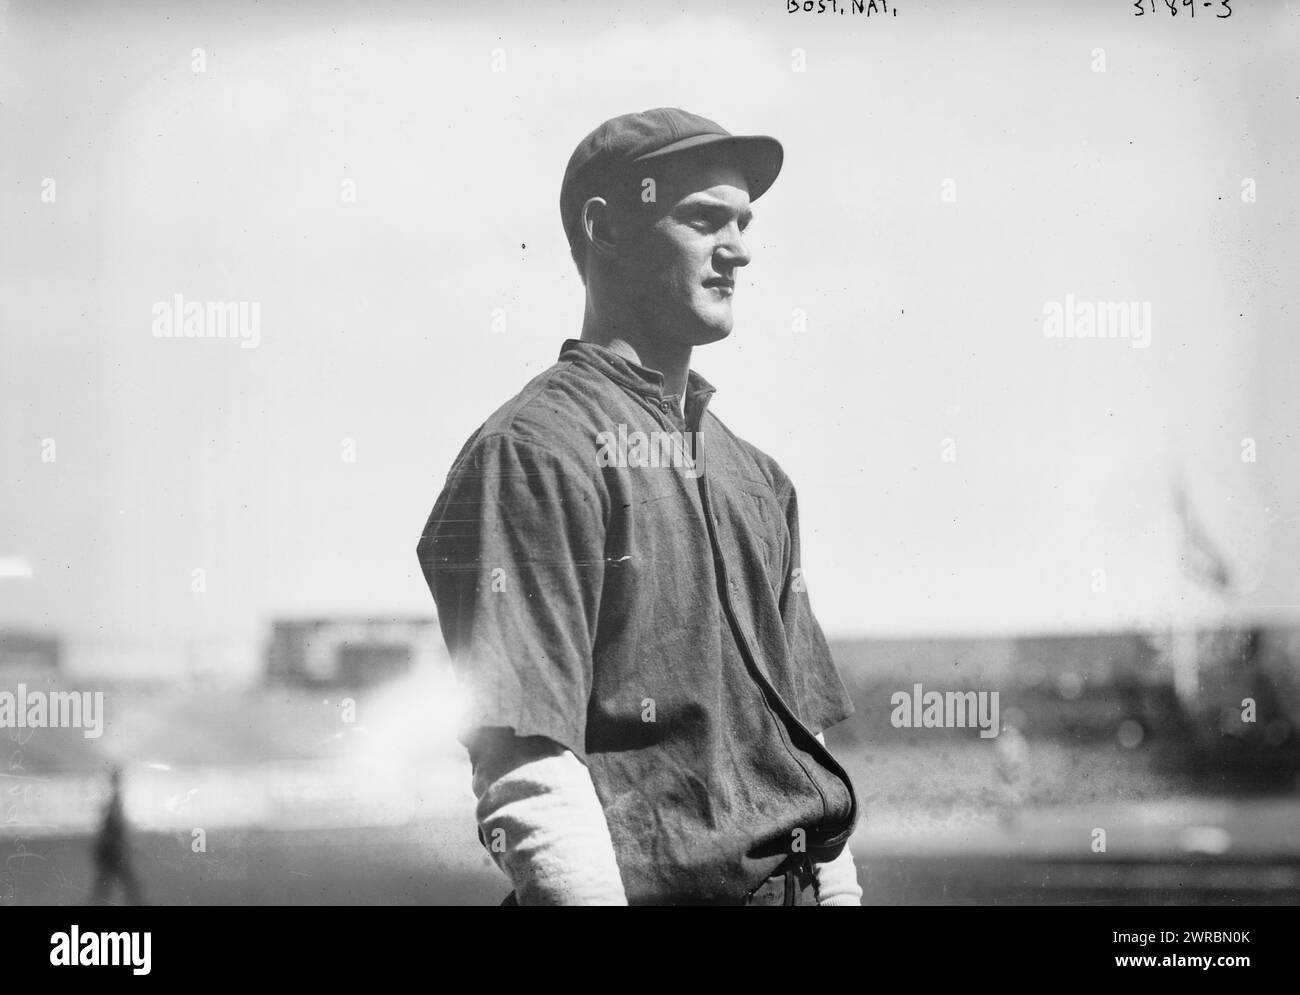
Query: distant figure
xmin=90 ymin=766 xmax=144 ymax=906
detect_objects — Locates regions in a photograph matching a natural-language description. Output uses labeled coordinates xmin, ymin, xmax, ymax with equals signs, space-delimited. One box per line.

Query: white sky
xmin=2 ymin=0 xmax=1298 ymax=681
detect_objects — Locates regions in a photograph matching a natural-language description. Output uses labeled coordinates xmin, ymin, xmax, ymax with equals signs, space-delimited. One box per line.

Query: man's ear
xmin=582 ymin=197 xmax=621 ymax=261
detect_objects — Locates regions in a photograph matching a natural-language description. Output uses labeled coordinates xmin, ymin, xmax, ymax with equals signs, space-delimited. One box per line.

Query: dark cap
xmin=560 ymin=107 xmax=784 ymax=248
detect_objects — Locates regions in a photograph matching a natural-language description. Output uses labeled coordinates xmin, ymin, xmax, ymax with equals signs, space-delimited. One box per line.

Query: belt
xmin=743 ymin=854 xmax=818 ymax=907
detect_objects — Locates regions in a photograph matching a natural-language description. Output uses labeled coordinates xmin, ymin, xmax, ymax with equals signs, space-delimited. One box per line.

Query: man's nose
xmin=715 ymin=223 xmax=751 ymax=270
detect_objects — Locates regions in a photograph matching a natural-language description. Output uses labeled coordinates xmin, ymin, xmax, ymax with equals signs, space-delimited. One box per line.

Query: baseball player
xmin=417 ymin=108 xmax=862 ymax=905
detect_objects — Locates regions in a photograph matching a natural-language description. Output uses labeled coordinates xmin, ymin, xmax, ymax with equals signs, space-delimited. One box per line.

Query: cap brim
xmin=633 ymin=133 xmax=784 ymax=201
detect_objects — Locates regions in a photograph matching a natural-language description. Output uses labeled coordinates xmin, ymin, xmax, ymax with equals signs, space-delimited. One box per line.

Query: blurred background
xmin=2 ymin=0 xmax=1299 ymax=904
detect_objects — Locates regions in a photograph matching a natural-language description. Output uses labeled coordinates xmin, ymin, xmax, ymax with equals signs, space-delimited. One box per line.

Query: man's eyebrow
xmin=677 ymin=195 xmax=754 ymax=225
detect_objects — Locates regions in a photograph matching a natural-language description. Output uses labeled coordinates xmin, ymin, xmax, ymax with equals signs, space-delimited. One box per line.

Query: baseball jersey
xmin=416 ymin=338 xmax=858 ymax=904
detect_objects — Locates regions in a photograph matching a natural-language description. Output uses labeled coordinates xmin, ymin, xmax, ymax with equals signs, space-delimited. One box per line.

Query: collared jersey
xmin=417 ymin=338 xmax=858 ymax=904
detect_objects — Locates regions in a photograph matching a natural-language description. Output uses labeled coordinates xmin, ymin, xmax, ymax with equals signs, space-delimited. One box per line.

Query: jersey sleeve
xmin=416 ymin=432 xmax=607 ymax=762
xmin=775 ymin=474 xmax=856 ymax=734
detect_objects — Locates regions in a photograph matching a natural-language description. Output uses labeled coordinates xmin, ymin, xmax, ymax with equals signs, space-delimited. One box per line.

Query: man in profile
xmin=417 ymin=108 xmax=862 ymax=905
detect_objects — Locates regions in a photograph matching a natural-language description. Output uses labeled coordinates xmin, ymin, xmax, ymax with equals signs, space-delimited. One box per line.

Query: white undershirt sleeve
xmin=469 ymin=730 xmax=628 ymax=906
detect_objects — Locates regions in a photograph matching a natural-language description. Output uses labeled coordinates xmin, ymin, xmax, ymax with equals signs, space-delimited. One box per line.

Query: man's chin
xmin=686 ymin=311 xmax=734 ymax=345
xmin=648 ymin=304 xmax=733 ymax=347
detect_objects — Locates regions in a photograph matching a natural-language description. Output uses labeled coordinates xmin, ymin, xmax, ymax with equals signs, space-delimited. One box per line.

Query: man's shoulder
xmin=448 ymin=358 xmax=613 ymax=476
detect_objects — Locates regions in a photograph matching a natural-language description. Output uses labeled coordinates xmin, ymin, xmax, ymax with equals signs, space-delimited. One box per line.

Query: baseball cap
xmin=560 ymin=107 xmax=784 ymax=247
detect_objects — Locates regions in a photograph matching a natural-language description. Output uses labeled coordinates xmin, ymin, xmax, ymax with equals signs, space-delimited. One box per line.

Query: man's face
xmin=614 ymin=155 xmax=753 ymax=348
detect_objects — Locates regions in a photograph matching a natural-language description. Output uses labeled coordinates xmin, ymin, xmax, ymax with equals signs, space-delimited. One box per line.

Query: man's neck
xmin=579 ymin=310 xmax=692 ymax=399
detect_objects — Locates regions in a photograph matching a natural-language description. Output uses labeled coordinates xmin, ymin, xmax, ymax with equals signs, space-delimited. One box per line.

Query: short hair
xmin=568 ymin=233 xmax=587 ymax=282
xmin=563 ymin=163 xmax=646 ymax=285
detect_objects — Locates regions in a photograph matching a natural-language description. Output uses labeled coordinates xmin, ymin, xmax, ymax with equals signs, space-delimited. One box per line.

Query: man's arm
xmin=419 ymin=434 xmax=622 ymax=901
xmin=469 ymin=729 xmax=627 ymax=905
xmin=470 ymin=727 xmax=860 ymax=906
xmin=417 ymin=431 xmax=608 ymax=753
